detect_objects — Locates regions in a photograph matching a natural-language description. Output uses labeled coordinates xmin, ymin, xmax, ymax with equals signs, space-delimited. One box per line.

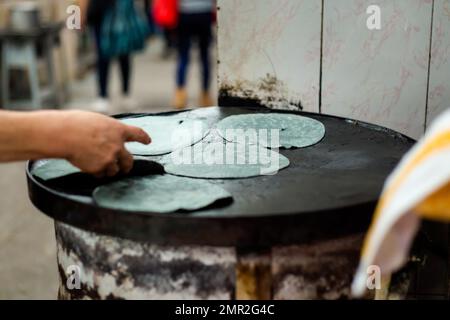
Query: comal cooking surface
xmin=27 ymin=107 xmax=414 ymax=246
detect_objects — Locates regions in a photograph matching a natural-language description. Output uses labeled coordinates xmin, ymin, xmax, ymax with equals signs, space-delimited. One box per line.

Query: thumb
xmin=124 ymin=125 xmax=151 ymax=145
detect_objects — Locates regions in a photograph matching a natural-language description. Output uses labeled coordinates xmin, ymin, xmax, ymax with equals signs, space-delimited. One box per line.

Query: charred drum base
xmin=54 ymin=223 xmax=417 ymax=300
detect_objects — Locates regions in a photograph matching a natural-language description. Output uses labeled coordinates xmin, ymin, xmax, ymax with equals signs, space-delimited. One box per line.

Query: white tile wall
xmin=427 ymin=0 xmax=450 ymax=126
xmin=217 ymin=0 xmax=322 ymax=112
xmin=218 ymin=0 xmax=450 ymax=139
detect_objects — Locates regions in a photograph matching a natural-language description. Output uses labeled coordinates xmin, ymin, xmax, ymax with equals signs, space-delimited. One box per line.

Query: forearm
xmin=78 ymin=0 xmax=89 ymax=25
xmin=78 ymin=0 xmax=89 ymax=13
xmin=0 ymin=110 xmax=70 ymax=162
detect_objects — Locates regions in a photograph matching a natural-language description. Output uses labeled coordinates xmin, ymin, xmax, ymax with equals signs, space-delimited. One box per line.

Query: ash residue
xmin=219 ymin=74 xmax=303 ymax=111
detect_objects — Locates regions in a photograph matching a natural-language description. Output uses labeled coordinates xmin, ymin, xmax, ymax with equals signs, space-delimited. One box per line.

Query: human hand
xmin=49 ymin=111 xmax=151 ymax=177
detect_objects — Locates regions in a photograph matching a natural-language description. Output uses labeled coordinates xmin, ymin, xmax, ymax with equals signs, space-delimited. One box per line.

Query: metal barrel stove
xmin=27 ymin=106 xmax=448 ymax=299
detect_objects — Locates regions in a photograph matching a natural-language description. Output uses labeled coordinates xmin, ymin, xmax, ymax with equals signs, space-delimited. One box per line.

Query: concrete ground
xmin=0 ymin=38 xmax=217 ymax=299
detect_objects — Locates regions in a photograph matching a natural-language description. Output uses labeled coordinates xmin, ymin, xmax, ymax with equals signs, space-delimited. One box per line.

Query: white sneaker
xmin=121 ymin=96 xmax=138 ymax=112
xmin=90 ymin=98 xmax=110 ymax=114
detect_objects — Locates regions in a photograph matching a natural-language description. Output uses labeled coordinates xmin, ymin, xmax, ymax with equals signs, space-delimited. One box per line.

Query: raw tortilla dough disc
xmin=30 ymin=156 xmax=154 ymax=181
xmin=164 ymin=134 xmax=290 ymax=179
xmin=93 ymin=175 xmax=232 ymax=213
xmin=31 ymin=159 xmax=80 ymax=181
xmin=216 ymin=113 xmax=325 ymax=149
xmin=121 ymin=115 xmax=209 ymax=155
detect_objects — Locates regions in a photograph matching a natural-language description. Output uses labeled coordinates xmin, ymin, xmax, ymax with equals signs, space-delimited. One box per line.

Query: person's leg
xmin=161 ymin=28 xmax=176 ymax=59
xmin=92 ymin=24 xmax=111 ymax=112
xmin=118 ymin=54 xmax=136 ymax=110
xmin=197 ymin=13 xmax=213 ymax=106
xmin=98 ymin=57 xmax=110 ymax=98
xmin=144 ymin=0 xmax=156 ymax=36
xmin=118 ymin=54 xmax=131 ymax=96
xmin=174 ymin=14 xmax=192 ymax=109
xmin=176 ymin=22 xmax=191 ymax=89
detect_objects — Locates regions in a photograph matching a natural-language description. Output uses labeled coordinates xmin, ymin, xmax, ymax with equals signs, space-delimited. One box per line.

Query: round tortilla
xmin=93 ymin=175 xmax=232 ymax=213
xmin=121 ymin=115 xmax=209 ymax=156
xmin=31 ymin=159 xmax=80 ymax=181
xmin=164 ymin=135 xmax=290 ymax=179
xmin=30 ymin=157 xmax=158 ymax=181
xmin=216 ymin=113 xmax=325 ymax=149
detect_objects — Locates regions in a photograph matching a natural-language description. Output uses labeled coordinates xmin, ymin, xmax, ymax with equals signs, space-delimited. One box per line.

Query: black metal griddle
xmin=26 ymin=107 xmax=415 ymax=247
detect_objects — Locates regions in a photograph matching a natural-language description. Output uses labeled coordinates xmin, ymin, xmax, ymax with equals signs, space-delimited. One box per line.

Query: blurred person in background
xmin=144 ymin=0 xmax=157 ymax=36
xmin=174 ymin=0 xmax=215 ymax=109
xmin=79 ymin=0 xmax=147 ymax=113
xmin=161 ymin=26 xmax=177 ymax=59
xmin=147 ymin=0 xmax=176 ymax=59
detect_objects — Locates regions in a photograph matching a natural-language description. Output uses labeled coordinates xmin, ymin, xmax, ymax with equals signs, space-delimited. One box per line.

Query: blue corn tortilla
xmin=31 ymin=159 xmax=80 ymax=181
xmin=93 ymin=175 xmax=232 ymax=213
xmin=164 ymin=134 xmax=290 ymax=179
xmin=121 ymin=115 xmax=209 ymax=156
xmin=216 ymin=113 xmax=325 ymax=149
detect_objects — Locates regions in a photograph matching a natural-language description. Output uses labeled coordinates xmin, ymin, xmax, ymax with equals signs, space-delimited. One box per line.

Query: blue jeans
xmin=176 ymin=13 xmax=212 ymax=91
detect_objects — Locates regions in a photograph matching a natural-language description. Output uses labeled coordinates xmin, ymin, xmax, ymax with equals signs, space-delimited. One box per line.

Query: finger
xmin=124 ymin=125 xmax=151 ymax=145
xmin=94 ymin=171 xmax=106 ymax=179
xmin=118 ymin=148 xmax=134 ymax=174
xmin=69 ymin=160 xmax=105 ymax=178
xmin=105 ymin=162 xmax=120 ymax=177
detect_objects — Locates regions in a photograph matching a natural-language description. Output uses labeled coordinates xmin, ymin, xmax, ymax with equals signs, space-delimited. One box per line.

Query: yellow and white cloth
xmin=352 ymin=109 xmax=450 ymax=297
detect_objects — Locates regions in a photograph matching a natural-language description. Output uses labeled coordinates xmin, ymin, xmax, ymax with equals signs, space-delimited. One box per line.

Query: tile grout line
xmin=424 ymin=0 xmax=435 ymax=132
xmin=319 ymin=0 xmax=324 ymax=114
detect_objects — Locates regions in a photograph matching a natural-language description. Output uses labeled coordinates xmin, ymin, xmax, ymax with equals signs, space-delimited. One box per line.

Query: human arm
xmin=0 ymin=110 xmax=151 ymax=177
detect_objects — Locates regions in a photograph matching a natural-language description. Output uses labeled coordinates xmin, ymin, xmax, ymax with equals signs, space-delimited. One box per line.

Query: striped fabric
xmin=179 ymin=0 xmax=214 ymax=14
xmin=352 ymin=108 xmax=450 ymax=297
